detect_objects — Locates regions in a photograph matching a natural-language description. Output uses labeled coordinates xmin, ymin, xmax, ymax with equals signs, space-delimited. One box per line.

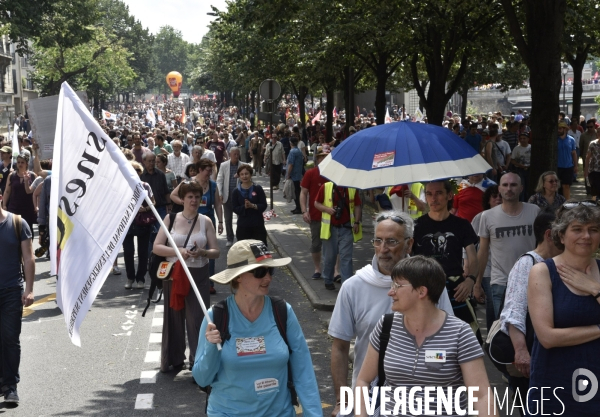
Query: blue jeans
xmin=0 ymin=287 xmax=23 ymax=388
xmin=491 ymin=284 xmax=507 ymax=319
xmin=481 ymin=276 xmax=495 ymax=331
xmin=322 ymin=226 xmax=354 ymax=285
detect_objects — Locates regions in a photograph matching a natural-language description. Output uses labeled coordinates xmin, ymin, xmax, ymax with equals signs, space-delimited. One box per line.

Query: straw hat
xmin=210 ymin=240 xmax=291 ymax=284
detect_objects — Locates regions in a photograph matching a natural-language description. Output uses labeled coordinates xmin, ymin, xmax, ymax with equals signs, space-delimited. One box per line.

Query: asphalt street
xmin=7 ymin=226 xmax=336 ymax=416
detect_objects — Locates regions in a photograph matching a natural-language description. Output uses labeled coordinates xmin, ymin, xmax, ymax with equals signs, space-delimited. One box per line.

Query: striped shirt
xmin=370 ymin=312 xmax=483 ymax=416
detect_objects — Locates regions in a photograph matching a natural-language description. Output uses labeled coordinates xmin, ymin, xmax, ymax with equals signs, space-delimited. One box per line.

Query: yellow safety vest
xmin=386 ymin=183 xmax=424 ymax=219
xmin=320 ymin=182 xmax=362 ymax=242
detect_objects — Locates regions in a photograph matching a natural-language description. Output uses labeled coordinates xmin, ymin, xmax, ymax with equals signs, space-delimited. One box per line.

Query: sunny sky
xmin=121 ymin=0 xmax=228 ymax=44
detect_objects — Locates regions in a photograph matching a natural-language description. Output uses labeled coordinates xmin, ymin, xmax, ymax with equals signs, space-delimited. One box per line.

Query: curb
xmin=267 ymin=229 xmax=334 ymax=312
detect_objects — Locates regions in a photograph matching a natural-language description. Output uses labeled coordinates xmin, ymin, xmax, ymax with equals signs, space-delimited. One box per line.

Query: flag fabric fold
xmin=12 ymin=123 xmax=19 ymax=159
xmin=101 ymin=109 xmax=116 ymax=121
xmin=50 ymin=82 xmax=147 ymax=346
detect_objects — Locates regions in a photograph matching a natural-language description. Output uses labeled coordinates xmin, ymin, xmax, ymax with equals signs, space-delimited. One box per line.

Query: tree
xmin=97 ymin=0 xmax=154 ymax=95
xmin=563 ymin=0 xmax=600 ymax=121
xmin=1 ymin=0 xmax=99 ymax=54
xmin=501 ymin=0 xmax=567 ymax=194
xmin=31 ymin=28 xmax=135 ymax=97
xmin=149 ymin=26 xmax=191 ymax=94
xmin=404 ymin=0 xmax=504 ymax=125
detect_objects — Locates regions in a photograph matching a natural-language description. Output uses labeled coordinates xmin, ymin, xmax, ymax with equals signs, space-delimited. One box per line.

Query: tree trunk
xmin=325 ymin=87 xmax=334 ymax=143
xmin=423 ymin=76 xmax=448 ymax=126
xmin=501 ymin=0 xmax=565 ymax=195
xmin=375 ymin=59 xmax=388 ymax=125
xmin=460 ymin=88 xmax=468 ymax=120
xmin=567 ymin=51 xmax=588 ymax=122
xmin=298 ymin=85 xmax=308 ymax=135
xmin=345 ymin=66 xmax=355 ymax=134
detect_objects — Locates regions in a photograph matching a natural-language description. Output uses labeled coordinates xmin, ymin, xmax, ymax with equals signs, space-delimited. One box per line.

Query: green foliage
xmin=148 ymin=26 xmax=192 ymax=93
xmin=30 ymin=28 xmax=135 ymax=96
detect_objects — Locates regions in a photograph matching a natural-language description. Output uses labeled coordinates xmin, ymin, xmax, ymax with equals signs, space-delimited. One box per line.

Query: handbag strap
xmin=182 ymin=215 xmax=198 ymax=248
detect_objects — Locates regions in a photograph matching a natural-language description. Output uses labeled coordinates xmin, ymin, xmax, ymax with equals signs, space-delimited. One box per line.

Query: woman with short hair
xmin=231 ymin=165 xmax=267 ymax=245
xmin=527 ymin=171 xmax=566 ymax=212
xmin=528 ymin=201 xmax=600 ymax=414
xmin=153 ymin=180 xmax=219 ymax=372
xmin=355 ymin=256 xmax=495 ymax=416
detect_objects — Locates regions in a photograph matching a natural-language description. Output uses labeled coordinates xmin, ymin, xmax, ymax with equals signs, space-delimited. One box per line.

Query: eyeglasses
xmin=562 ymin=200 xmax=599 ymax=210
xmin=252 ymin=266 xmax=274 ymax=278
xmin=371 ymin=238 xmax=408 ymax=248
xmin=376 ymin=214 xmax=406 ymax=225
xmin=390 ymin=281 xmax=412 ymax=292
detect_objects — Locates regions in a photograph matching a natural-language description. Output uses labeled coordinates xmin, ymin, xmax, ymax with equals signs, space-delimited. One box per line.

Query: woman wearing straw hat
xmin=192 ymin=240 xmax=321 ymax=416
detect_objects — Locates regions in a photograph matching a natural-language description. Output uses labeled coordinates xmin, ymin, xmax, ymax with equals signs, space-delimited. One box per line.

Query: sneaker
xmin=333 ymin=275 xmax=342 ymax=283
xmin=4 ymin=387 xmax=19 ymax=403
xmin=136 ymin=281 xmax=145 ymax=289
xmin=291 ymin=209 xmax=302 ymax=214
xmin=112 ymin=266 xmax=121 ymax=275
xmin=226 ymin=241 xmax=233 ymax=247
xmin=325 ymin=283 xmax=336 ymax=291
xmin=124 ymin=280 xmax=134 ymax=289
xmin=311 ymin=272 xmax=322 ymax=280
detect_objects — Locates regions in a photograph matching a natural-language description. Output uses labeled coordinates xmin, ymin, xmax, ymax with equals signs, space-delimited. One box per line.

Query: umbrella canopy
xmin=318 ymin=122 xmax=492 ymax=189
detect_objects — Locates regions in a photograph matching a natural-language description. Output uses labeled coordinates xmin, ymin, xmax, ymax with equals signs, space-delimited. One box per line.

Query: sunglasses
xmin=562 ymin=200 xmax=599 ymax=210
xmin=376 ymin=214 xmax=406 ymax=225
xmin=252 ymin=266 xmax=274 ymax=278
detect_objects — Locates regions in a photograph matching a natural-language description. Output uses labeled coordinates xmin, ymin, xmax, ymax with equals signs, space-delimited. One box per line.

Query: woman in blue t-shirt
xmin=193 ymin=239 xmax=321 ymax=416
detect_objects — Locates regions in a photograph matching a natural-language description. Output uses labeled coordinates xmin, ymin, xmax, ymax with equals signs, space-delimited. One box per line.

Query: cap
xmin=0 ymin=146 xmax=12 ymax=153
xmin=482 ymin=129 xmax=490 ymax=136
xmin=558 ymin=121 xmax=568 ymax=128
xmin=210 ymin=240 xmax=291 ymax=284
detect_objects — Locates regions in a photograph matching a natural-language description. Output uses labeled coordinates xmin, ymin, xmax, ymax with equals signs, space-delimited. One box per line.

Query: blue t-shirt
xmin=193 ymin=295 xmax=322 ymax=416
xmin=0 ymin=212 xmax=32 ymax=289
xmin=465 ymin=133 xmax=482 ymax=153
xmin=557 ymin=134 xmax=576 ymax=168
xmin=286 ymin=148 xmax=304 ymax=181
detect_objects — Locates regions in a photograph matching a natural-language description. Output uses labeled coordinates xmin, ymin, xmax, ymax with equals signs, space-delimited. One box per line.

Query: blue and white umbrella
xmin=318 ymin=122 xmax=492 ymax=189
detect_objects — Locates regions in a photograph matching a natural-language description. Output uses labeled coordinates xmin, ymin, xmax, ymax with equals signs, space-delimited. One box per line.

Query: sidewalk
xmin=252 ymin=175 xmax=376 ymax=311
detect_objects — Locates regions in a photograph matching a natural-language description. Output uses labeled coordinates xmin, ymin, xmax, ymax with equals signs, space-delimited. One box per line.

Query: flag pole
xmin=145 ymin=195 xmax=222 ymax=351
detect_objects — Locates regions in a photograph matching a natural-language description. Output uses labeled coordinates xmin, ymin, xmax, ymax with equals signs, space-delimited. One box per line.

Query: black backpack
xmin=201 ymin=296 xmax=298 ymax=410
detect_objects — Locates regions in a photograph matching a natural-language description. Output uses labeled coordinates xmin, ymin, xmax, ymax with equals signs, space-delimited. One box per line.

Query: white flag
xmin=12 ymin=123 xmax=19 ymax=159
xmin=414 ymin=108 xmax=424 ymax=122
xmin=50 ymin=82 xmax=147 ymax=346
xmin=101 ymin=109 xmax=116 ymax=121
xmin=146 ymin=108 xmax=156 ymax=127
xmin=385 ymin=108 xmax=392 ymax=124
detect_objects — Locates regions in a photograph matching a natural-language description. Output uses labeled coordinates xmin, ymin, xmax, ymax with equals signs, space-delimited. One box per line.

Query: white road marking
xmin=134 ymin=393 xmax=154 ymax=409
xmin=152 ymin=317 xmax=163 ymax=327
xmin=140 ymin=370 xmax=158 ymax=384
xmin=144 ymin=351 xmax=160 ymax=363
xmin=149 ymin=333 xmax=162 ymax=344
xmin=155 ymin=305 xmax=164 ymax=313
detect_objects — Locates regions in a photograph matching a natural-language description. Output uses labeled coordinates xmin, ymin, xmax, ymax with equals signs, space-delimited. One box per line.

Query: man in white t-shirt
xmin=475 ymin=172 xmax=539 ymax=320
xmin=328 ymin=211 xmax=453 ymax=417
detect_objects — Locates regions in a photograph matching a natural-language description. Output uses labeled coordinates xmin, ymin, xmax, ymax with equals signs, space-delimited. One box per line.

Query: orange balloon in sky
xmin=166 ymin=71 xmax=183 ymax=98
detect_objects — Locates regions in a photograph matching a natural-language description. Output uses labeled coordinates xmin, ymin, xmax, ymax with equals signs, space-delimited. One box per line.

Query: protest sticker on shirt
xmin=255 ymin=378 xmax=279 ymax=395
xmin=200 ymin=195 xmax=208 ymax=207
xmin=425 ymin=350 xmax=447 ymax=363
xmin=372 ymin=151 xmax=395 ymax=168
xmin=236 ymin=336 xmax=266 ymax=356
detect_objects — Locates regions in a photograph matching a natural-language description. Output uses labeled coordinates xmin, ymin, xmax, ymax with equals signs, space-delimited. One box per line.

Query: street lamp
xmin=562 ymin=63 xmax=569 ymax=115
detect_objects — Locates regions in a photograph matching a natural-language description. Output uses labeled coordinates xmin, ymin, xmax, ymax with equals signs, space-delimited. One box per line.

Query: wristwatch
xmin=466 ymin=275 xmax=476 ymax=282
